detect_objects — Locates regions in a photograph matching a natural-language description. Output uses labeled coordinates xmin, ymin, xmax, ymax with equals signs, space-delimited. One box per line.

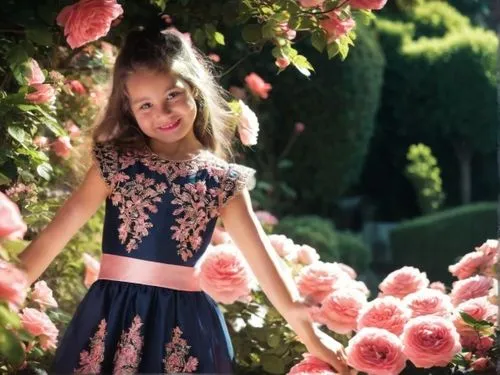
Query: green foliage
xmin=336 ymin=231 xmax=371 ymax=274
xmin=390 ymin=202 xmax=497 ymax=284
xmin=405 ymin=143 xmax=445 ymax=214
xmin=275 ymin=215 xmax=339 ymax=262
xmin=261 ymin=23 xmax=384 ymax=215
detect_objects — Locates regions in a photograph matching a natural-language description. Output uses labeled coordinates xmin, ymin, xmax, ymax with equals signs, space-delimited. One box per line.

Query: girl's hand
xmin=305 ymin=328 xmax=349 ymax=375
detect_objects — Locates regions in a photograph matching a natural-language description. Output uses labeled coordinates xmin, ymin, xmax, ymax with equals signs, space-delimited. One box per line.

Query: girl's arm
xmin=18 ymin=164 xmax=111 ymax=285
xmin=220 ymin=190 xmax=348 ymax=374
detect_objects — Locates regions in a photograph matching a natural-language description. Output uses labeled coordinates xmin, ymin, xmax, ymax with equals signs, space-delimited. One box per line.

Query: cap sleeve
xmin=92 ymin=142 xmax=119 ymax=190
xmin=219 ymin=163 xmax=256 ymax=207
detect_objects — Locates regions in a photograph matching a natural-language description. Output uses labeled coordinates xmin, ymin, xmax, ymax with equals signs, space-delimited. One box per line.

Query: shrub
xmin=336 ymin=231 xmax=372 ymax=274
xmin=390 ymin=202 xmax=497 ymax=285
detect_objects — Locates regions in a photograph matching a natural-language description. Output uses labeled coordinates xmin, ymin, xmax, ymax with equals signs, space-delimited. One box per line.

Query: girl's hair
xmin=92 ymin=27 xmax=235 ymax=159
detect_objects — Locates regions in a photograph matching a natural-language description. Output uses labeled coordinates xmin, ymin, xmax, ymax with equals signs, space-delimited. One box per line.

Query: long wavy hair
xmin=92 ymin=27 xmax=235 ymax=159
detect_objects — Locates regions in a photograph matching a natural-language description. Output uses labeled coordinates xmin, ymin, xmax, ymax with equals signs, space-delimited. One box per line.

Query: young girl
xmin=18 ymin=27 xmax=348 ymax=374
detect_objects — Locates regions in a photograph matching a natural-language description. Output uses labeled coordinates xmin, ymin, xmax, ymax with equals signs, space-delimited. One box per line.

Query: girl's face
xmin=126 ymin=69 xmax=198 ymax=148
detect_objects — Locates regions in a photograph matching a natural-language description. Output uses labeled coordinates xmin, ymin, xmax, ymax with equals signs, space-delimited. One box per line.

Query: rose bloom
xmin=229 ymin=86 xmax=246 ymax=100
xmin=197 ymin=244 xmax=254 ymax=304
xmin=82 ymin=253 xmax=100 ymax=288
xmin=207 ymin=53 xmax=220 ymax=63
xmin=450 ymin=275 xmax=493 ymax=306
xmin=244 ymin=73 xmax=272 ymax=99
xmin=31 ymin=281 xmax=58 ymax=310
xmin=295 ymin=262 xmax=350 ymax=305
xmin=295 ymin=122 xmax=305 ymax=134
xmin=402 ymin=315 xmax=461 ymax=368
xmin=254 ymin=210 xmax=278 ymax=226
xmin=312 ymin=289 xmax=367 ymax=334
xmin=0 ymin=259 xmax=28 ymax=307
xmin=449 ymin=250 xmax=496 ymax=279
xmin=429 ymin=281 xmax=446 ymax=293
xmin=56 ymin=0 xmax=124 ymax=49
xmin=349 ymin=0 xmax=387 ymax=10
xmin=471 ymin=357 xmax=492 ymax=372
xmin=379 ymin=266 xmax=429 ymax=299
xmin=268 ymin=234 xmax=295 ymax=258
xmin=297 ymin=0 xmax=325 ymax=8
xmin=19 ymin=308 xmax=59 ymax=350
xmin=238 ymin=100 xmax=259 ymax=146
xmin=403 ymin=288 xmax=454 ymax=318
xmin=67 ymin=79 xmax=87 ymax=95
xmin=288 ymin=353 xmax=335 ymax=374
xmin=357 ymin=296 xmax=412 ymax=335
xmin=320 ymin=12 xmax=355 ymax=43
xmin=275 ymin=57 xmax=290 ymax=69
xmin=332 ymin=277 xmax=370 ymax=297
xmin=0 ymin=192 xmax=27 ymax=240
xmin=33 ymin=136 xmax=49 ymax=148
xmin=25 ymin=83 xmax=56 ymax=104
xmin=52 ymin=136 xmax=73 ymax=159
xmin=337 ymin=263 xmax=357 ymax=279
xmin=65 ymin=120 xmax=81 ymax=138
xmin=294 ymin=245 xmax=320 ymax=265
xmin=25 ymin=59 xmax=45 ymax=85
xmin=346 ymin=327 xmax=406 ymax=375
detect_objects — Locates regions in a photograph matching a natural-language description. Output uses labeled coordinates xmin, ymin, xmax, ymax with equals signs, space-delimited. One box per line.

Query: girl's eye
xmin=139 ymin=103 xmax=152 ymax=110
xmin=166 ymin=91 xmax=181 ymax=100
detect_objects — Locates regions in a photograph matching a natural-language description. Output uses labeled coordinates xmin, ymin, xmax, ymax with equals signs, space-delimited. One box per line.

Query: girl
xmin=18 ymin=27 xmax=348 ymax=374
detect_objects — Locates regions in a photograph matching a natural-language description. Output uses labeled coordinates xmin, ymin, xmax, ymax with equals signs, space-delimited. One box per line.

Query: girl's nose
xmin=162 ymin=100 xmax=173 ymax=114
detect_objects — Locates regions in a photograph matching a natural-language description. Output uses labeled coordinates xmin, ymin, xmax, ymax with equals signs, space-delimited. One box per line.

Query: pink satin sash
xmin=98 ymin=254 xmax=201 ymax=291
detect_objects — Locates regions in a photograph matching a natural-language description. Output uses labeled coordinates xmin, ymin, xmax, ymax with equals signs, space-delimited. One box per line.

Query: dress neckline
xmin=145 ymin=146 xmax=208 ymax=163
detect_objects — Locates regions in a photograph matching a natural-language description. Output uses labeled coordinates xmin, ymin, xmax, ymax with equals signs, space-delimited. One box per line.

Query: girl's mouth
xmin=158 ymin=119 xmax=181 ymax=132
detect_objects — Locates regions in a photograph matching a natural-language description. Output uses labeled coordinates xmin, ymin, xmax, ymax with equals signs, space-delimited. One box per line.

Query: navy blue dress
xmin=51 ymin=142 xmax=255 ymax=374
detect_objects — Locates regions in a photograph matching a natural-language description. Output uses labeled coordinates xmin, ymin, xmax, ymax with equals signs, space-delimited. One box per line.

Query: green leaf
xmin=242 ymin=24 xmax=262 ymax=43
xmin=261 ymin=354 xmax=285 ymax=374
xmin=26 ymin=27 xmax=53 ymax=46
xmin=37 ymin=162 xmax=53 ymax=180
xmin=277 ymin=159 xmax=293 ymax=169
xmin=0 ymin=327 xmax=25 ymax=367
xmin=8 ymin=126 xmax=28 ymax=144
xmin=288 ymin=15 xmax=301 ymax=30
xmin=149 ymin=0 xmax=167 ymax=10
xmin=327 ymin=42 xmax=339 ymax=59
xmin=214 ymin=32 xmax=225 ymax=45
xmin=0 ymin=171 xmax=12 ymax=185
xmin=0 ymin=305 xmax=21 ymax=329
xmin=262 ymin=21 xmax=277 ymax=39
xmin=459 ymin=311 xmax=494 ymax=329
xmin=311 ymin=30 xmax=326 ymax=53
xmin=34 ymin=107 xmax=65 ymax=136
xmin=338 ymin=39 xmax=349 ymax=60
xmin=267 ymin=334 xmax=281 ymax=348
xmin=292 ymin=55 xmax=314 ymax=77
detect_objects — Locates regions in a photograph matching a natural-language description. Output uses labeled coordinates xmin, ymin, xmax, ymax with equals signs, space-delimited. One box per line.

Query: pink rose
xmin=295 ymin=122 xmax=305 ymax=134
xmin=320 ymin=12 xmax=355 ymax=43
xmin=24 ymin=59 xmax=45 ymax=85
xmin=449 ymin=250 xmax=496 ymax=279
xmin=33 ymin=136 xmax=49 ymax=148
xmin=56 ymin=0 xmax=124 ymax=49
xmin=277 ymin=22 xmax=297 ymax=40
xmin=67 ymin=79 xmax=87 ymax=95
xmin=229 ymin=86 xmax=246 ymax=100
xmin=296 ymin=262 xmax=350 ymax=305
xmin=255 ymin=211 xmax=278 ymax=226
xmin=475 ymin=239 xmax=498 ymax=258
xmin=0 ymin=259 xmax=28 ymax=307
xmin=349 ymin=0 xmax=387 ymax=10
xmin=238 ymin=100 xmax=259 ymax=146
xmin=403 ymin=288 xmax=453 ymax=318
xmin=269 ymin=234 xmax=296 ymax=257
xmin=295 ymin=245 xmax=320 ymax=265
xmin=244 ymin=73 xmax=272 ymax=99
xmin=275 ymin=57 xmax=290 ymax=69
xmin=333 ymin=278 xmax=370 ymax=297
xmin=346 ymin=327 xmax=406 ymax=375
xmin=52 ymin=136 xmax=72 ymax=159
xmin=379 ymin=266 xmax=429 ymax=299
xmin=337 ymin=263 xmax=357 ymax=279
xmin=19 ymin=308 xmax=59 ymax=350
xmin=31 ymin=281 xmax=58 ymax=310
xmin=82 ymin=253 xmax=100 ymax=288
xmin=211 ymin=226 xmax=232 ymax=245
xmin=207 ymin=53 xmax=220 ymax=63
xmin=64 ymin=120 xmax=81 ymax=138
xmin=450 ymin=275 xmax=493 ymax=306
xmin=25 ymin=83 xmax=56 ymax=104
xmin=357 ymin=296 xmax=412 ymax=335
xmin=312 ymin=289 xmax=366 ymax=334
xmin=288 ymin=353 xmax=335 ymax=374
xmin=0 ymin=192 xmax=27 ymax=240
xmin=429 ymin=281 xmax=446 ymax=293
xmin=197 ymin=244 xmax=254 ymax=304
xmin=401 ymin=316 xmax=461 ymax=368
xmin=471 ymin=357 xmax=492 ymax=372
xmin=298 ymin=0 xmax=325 ymax=8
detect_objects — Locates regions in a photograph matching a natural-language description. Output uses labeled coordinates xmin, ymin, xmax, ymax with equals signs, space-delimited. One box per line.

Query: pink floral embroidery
xmin=113 ymin=315 xmax=144 ymax=374
xmin=75 ymin=319 xmax=107 ymax=374
xmin=170 ymin=181 xmax=220 ymax=261
xmin=111 ymin=173 xmax=167 ymax=252
xmin=163 ymin=327 xmax=199 ymax=373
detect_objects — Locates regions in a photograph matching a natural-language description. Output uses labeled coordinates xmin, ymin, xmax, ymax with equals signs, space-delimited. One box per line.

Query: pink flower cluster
xmin=24 ymin=59 xmax=56 ymax=105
